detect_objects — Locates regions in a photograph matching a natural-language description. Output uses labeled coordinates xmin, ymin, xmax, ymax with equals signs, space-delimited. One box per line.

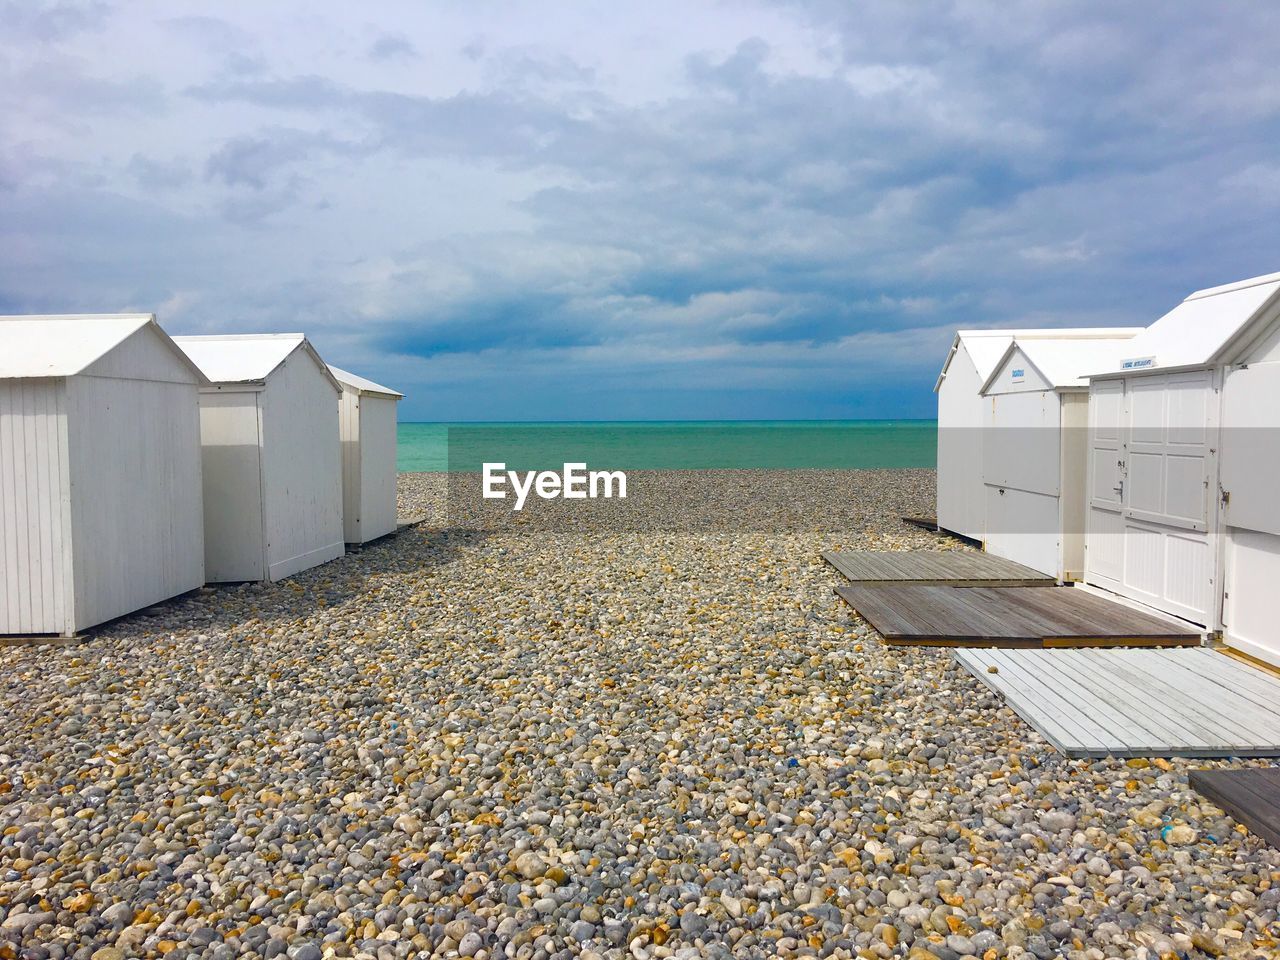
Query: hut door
xmin=1220 ymin=362 xmax=1280 ymax=665
xmin=1086 ymin=372 xmax=1218 ymax=625
xmin=1084 ymin=380 xmax=1127 ymax=587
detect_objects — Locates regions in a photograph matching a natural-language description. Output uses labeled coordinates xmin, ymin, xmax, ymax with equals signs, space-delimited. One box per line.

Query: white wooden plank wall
xmin=936 ymin=344 xmax=986 ymax=539
xmin=0 ymin=379 xmax=70 ymax=634
xmin=357 ymin=396 xmax=398 ymax=542
xmin=261 ymin=354 xmax=343 ymax=580
xmin=66 ymin=375 xmax=204 ymax=629
xmin=339 ymin=389 xmax=362 ymax=542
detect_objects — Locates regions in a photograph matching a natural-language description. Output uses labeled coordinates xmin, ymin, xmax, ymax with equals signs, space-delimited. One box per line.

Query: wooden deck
xmin=1190 ymin=768 xmax=1280 ymax=847
xmin=955 ymin=648 xmax=1280 ymax=758
xmin=836 ymin=583 xmax=1200 ymax=646
xmin=823 ymin=549 xmax=1054 ymax=586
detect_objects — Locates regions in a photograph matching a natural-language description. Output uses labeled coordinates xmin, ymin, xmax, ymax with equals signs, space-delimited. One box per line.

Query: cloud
xmin=0 ymin=0 xmax=109 ymax=42
xmin=2 ymin=2 xmax=1279 ymax=419
xmin=367 ymin=32 xmax=418 ymax=62
xmin=162 ymin=14 xmax=251 ymax=51
xmin=4 ymin=54 xmax=166 ymax=119
xmin=1021 ymin=238 xmax=1096 ymax=266
xmin=204 ymin=128 xmax=370 ymax=189
xmin=128 ymin=154 xmax=193 ymax=191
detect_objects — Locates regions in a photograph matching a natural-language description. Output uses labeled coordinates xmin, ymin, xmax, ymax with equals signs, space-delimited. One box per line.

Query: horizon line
xmin=395 ymin=417 xmax=940 ymax=425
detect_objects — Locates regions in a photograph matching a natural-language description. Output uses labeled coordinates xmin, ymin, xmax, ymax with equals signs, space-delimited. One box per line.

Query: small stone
xmin=514 ymin=851 xmax=548 ymax=880
xmin=101 ymin=903 xmax=133 ymax=926
xmin=457 ymin=932 xmax=483 ymax=957
xmin=1040 ymin=810 xmax=1076 ymax=833
xmin=679 ymin=912 xmax=707 ymax=936
xmin=1164 ymin=824 xmax=1198 ymax=845
xmin=188 ymin=928 xmax=219 ymax=947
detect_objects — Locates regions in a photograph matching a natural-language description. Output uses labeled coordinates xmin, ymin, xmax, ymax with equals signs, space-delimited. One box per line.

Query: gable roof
xmin=934 ymin=327 xmax=1140 ymax=392
xmin=327 ymin=365 xmax=403 ymax=399
xmin=1091 ymin=270 xmax=1280 ymax=377
xmin=0 ymin=314 xmax=207 ymax=382
xmin=980 ymin=337 xmax=1137 ymax=394
xmin=173 ymin=333 xmax=341 ymax=391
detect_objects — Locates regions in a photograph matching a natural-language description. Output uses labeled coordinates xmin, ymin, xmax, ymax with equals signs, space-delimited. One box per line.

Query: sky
xmin=3 ymin=2 xmax=1280 ymax=420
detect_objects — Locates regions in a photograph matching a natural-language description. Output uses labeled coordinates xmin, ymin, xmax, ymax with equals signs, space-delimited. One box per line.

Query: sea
xmin=397 ymin=420 xmax=937 ymax=472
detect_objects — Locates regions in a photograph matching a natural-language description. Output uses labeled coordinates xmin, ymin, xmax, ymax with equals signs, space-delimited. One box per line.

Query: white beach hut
xmin=328 ymin=365 xmax=403 ymax=544
xmin=979 ymin=336 xmax=1137 ymax=581
xmin=934 ymin=328 xmax=1139 ymax=542
xmin=174 ymin=334 xmax=344 ymax=583
xmin=1085 ymin=271 xmax=1280 ymax=647
xmin=0 ymin=314 xmax=207 ymax=636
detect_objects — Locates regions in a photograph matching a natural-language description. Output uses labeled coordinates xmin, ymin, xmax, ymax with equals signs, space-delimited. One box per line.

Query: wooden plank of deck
xmin=1121 ymin=650 xmax=1280 ymax=744
xmin=1190 ymin=768 xmax=1280 ymax=848
xmin=955 ymin=648 xmax=1280 ymax=758
xmin=822 ymin=549 xmax=1054 ymax=587
xmin=1058 ymin=650 xmax=1252 ymax=748
xmin=960 ymin=648 xmax=1112 ymax=755
xmin=1001 ymin=648 xmax=1184 ymax=753
xmin=835 ymin=584 xmax=1200 ymax=646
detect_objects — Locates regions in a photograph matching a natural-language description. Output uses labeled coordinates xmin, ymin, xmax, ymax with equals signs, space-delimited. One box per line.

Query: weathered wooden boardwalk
xmin=823 ymin=549 xmax=1053 ymax=586
xmin=955 ymin=647 xmax=1280 ymax=758
xmin=1190 ymin=768 xmax=1280 ymax=847
xmin=836 ymin=583 xmax=1200 ymax=646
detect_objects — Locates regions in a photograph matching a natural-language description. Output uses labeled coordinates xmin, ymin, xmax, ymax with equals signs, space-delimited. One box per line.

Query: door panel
xmin=1087 ymin=380 xmax=1124 ymax=511
xmin=1220 ymin=363 xmax=1280 ymax=537
xmin=1126 ymin=451 xmax=1164 ymax=516
xmin=1224 ymin=527 xmax=1280 ymax=667
xmin=985 ymin=484 xmax=1060 ymax=578
xmin=1086 ymin=509 xmax=1124 ymax=584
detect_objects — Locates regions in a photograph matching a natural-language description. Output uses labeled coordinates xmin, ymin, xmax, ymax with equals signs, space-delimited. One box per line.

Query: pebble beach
xmin=1 ymin=470 xmax=1276 ymax=960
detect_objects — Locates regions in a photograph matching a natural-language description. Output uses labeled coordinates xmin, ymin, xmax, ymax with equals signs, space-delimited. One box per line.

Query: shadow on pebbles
xmin=0 ymin=471 xmax=1276 ymax=960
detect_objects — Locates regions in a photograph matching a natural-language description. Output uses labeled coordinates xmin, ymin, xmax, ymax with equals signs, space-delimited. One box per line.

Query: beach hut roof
xmin=1091 ymin=270 xmax=1280 ymax=377
xmin=327 ymin=365 xmax=403 ymax=399
xmin=0 ymin=313 xmax=207 ymax=382
xmin=174 ymin=333 xmax=341 ymax=391
xmin=934 ymin=327 xmax=1140 ymax=392
xmin=979 ymin=337 xmax=1136 ymax=394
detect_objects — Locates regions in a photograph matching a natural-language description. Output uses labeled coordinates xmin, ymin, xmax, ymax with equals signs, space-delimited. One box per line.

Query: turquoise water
xmin=397 ymin=420 xmax=937 ymax=472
